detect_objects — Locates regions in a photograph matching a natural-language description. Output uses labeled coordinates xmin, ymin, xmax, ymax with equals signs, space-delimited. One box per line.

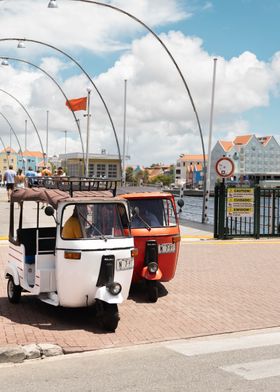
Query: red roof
xmin=233 ymin=135 xmax=252 ymax=145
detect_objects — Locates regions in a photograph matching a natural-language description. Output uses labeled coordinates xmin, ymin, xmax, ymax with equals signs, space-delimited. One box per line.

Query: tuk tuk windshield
xmin=61 ymin=203 xmax=128 ymax=240
xmin=130 ymin=198 xmax=177 ymax=229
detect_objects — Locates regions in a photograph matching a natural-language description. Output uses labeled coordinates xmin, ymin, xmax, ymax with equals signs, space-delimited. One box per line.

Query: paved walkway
xmin=1 ymin=186 xmax=280 ymax=354
xmin=1 ymin=238 xmax=280 ymax=353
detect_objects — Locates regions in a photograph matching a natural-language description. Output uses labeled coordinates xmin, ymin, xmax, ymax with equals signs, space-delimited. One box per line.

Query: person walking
xmin=15 ymin=169 xmax=25 ymax=189
xmin=25 ymin=166 xmax=37 ymax=188
xmin=4 ymin=165 xmax=16 ymax=202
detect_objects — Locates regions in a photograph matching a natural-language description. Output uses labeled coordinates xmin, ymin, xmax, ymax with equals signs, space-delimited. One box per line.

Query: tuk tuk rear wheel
xmin=146 ymin=280 xmax=159 ymax=303
xmin=96 ymin=301 xmax=120 ymax=332
xmin=7 ymin=276 xmax=22 ymax=304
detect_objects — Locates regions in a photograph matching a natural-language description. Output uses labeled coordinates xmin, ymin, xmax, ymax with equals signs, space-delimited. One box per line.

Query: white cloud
xmin=0 ymin=1 xmax=280 ymax=166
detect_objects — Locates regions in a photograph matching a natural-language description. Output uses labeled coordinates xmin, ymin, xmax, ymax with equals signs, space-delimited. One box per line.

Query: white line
xmin=164 ymin=332 xmax=280 ymax=356
xmin=222 ymin=358 xmax=280 ymax=380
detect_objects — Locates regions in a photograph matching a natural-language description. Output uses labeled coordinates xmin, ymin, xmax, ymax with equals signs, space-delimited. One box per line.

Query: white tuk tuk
xmin=5 ymin=179 xmax=135 ymax=332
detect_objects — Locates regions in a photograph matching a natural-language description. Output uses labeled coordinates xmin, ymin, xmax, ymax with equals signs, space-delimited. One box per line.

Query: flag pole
xmin=85 ymin=89 xmax=91 ymax=177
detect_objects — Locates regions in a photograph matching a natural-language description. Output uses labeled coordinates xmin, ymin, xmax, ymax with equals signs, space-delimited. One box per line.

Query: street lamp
xmin=0 ymin=37 xmax=122 ymax=174
xmin=0 ymin=56 xmax=86 ymax=171
xmin=47 ymin=0 xmax=206 ymax=221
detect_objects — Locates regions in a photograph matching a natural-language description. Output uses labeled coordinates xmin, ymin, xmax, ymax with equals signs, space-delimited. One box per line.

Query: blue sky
xmin=0 ymin=0 xmax=280 ymax=165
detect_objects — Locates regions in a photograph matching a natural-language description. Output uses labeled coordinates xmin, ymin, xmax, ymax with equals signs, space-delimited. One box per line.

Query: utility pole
xmin=122 ymin=79 xmax=127 ymax=185
xmin=24 ymin=119 xmax=27 ymax=151
xmin=46 ymin=110 xmax=49 ymax=164
xmin=203 ymin=58 xmax=218 ymax=223
xmin=63 ymin=130 xmax=67 ymax=173
xmin=85 ymin=89 xmax=92 ymax=177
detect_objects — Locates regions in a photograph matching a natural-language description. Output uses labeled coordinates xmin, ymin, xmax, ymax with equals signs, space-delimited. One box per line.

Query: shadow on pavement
xmin=0 ymin=294 xmax=117 ymax=335
xmin=128 ymin=281 xmax=168 ymax=303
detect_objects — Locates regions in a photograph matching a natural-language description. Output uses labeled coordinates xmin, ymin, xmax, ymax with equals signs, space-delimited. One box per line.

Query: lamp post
xmin=46 ymin=110 xmax=49 ymax=165
xmin=84 ymin=89 xmax=91 ymax=177
xmin=63 ymin=130 xmax=67 ymax=173
xmin=203 ymin=58 xmax=218 ymax=224
xmin=0 ymin=37 xmax=121 ymax=175
xmin=122 ymin=79 xmax=127 ymax=186
xmin=0 ymin=56 xmax=85 ymax=170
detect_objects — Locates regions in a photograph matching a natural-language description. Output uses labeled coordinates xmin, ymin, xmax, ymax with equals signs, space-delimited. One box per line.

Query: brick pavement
xmin=1 ymin=239 xmax=280 ymax=354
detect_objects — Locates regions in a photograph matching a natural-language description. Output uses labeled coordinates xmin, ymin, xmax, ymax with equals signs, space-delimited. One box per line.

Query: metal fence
xmin=214 ymin=183 xmax=280 ymax=239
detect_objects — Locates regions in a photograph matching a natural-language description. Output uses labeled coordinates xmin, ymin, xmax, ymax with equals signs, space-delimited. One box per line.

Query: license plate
xmin=158 ymin=243 xmax=176 ymax=254
xmin=116 ymin=258 xmax=134 ymax=271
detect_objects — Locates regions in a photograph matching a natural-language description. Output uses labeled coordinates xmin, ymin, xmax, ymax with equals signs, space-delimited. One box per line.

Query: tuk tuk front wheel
xmin=7 ymin=276 xmax=22 ymax=304
xmin=146 ymin=280 xmax=159 ymax=303
xmin=96 ymin=301 xmax=120 ymax=332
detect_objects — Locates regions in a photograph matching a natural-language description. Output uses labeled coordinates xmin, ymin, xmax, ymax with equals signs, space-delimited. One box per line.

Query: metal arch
xmin=0 ymin=111 xmax=24 ymax=157
xmin=0 ymin=37 xmax=122 ymax=170
xmin=0 ymin=135 xmax=7 ymax=152
xmin=0 ymin=56 xmax=86 ymax=173
xmin=0 ymin=88 xmax=46 ymax=164
xmin=68 ymin=0 xmax=207 ymax=221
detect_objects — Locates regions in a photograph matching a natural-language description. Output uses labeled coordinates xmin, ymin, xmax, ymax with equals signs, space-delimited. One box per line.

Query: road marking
xmin=222 ymin=358 xmax=280 ymax=380
xmin=164 ymin=332 xmax=280 ymax=356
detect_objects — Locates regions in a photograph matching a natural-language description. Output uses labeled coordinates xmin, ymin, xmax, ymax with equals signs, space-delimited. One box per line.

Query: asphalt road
xmin=1 ymin=330 xmax=280 ymax=392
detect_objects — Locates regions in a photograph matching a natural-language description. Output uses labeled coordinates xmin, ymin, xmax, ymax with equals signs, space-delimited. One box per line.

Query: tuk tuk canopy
xmin=11 ymin=188 xmax=115 ymax=209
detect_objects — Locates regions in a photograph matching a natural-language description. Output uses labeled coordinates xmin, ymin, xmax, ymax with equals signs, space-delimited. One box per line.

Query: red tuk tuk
xmin=120 ymin=191 xmax=183 ymax=302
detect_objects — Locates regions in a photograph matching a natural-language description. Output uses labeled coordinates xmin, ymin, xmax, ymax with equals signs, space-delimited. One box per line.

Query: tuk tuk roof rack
xmin=27 ymin=176 xmax=120 ymax=197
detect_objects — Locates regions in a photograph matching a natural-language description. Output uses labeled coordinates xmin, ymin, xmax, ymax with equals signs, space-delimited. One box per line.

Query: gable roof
xmin=233 ymin=135 xmax=253 ymax=145
xmin=257 ymin=136 xmax=272 ymax=146
xmin=219 ymin=141 xmax=234 ymax=152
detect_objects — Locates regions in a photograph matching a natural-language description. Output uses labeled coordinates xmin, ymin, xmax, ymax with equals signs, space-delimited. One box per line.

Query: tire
xmin=96 ymin=301 xmax=120 ymax=332
xmin=146 ymin=280 xmax=159 ymax=303
xmin=7 ymin=276 xmax=22 ymax=304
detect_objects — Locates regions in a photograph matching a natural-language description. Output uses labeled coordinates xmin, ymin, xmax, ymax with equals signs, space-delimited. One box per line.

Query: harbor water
xmin=176 ymin=195 xmax=214 ymax=224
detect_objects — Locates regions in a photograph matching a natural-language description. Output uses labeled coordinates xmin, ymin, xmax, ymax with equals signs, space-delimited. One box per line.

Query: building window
xmin=96 ymin=164 xmax=106 ymax=178
xmin=88 ymin=163 xmax=94 ymax=177
xmin=108 ymin=164 xmax=117 ymax=178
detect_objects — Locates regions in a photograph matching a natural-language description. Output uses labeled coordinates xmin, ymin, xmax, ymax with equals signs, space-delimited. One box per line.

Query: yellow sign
xmin=227 ymin=187 xmax=254 ymax=218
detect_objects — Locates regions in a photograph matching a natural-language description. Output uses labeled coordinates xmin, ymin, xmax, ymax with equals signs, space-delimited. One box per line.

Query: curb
xmin=0 ymin=343 xmax=63 ymax=364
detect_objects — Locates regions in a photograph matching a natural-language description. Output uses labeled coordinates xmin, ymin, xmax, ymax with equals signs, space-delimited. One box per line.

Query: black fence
xmin=214 ymin=183 xmax=280 ymax=239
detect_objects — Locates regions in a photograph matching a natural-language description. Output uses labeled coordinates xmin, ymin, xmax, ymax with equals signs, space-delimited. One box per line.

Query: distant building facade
xmin=0 ymin=147 xmax=18 ymax=176
xmin=59 ymin=152 xmax=121 ymax=178
xmin=175 ymin=154 xmax=206 ymax=188
xmin=210 ymin=134 xmax=280 ymax=188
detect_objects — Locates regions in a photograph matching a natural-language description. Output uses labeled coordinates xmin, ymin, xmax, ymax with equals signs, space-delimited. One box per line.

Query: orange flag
xmin=66 ymin=97 xmax=87 ymax=111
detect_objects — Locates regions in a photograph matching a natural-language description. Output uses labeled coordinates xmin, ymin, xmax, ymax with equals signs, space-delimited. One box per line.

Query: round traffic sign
xmin=215 ymin=157 xmax=235 ymax=178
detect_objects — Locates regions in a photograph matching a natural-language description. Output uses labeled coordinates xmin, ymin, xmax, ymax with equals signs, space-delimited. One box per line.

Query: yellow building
xmin=0 ymin=147 xmax=17 ymax=178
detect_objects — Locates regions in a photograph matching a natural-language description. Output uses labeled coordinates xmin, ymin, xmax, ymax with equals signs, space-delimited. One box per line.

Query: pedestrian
xmin=15 ymin=169 xmax=25 ymax=189
xmin=57 ymin=166 xmax=66 ymax=177
xmin=25 ymin=166 xmax=37 ymax=188
xmin=4 ymin=165 xmax=16 ymax=202
xmin=41 ymin=166 xmax=52 ymax=177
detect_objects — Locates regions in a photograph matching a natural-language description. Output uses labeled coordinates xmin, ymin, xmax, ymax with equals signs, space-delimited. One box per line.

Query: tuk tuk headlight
xmin=108 ymin=282 xmax=122 ymax=296
xmin=148 ymin=262 xmax=158 ymax=274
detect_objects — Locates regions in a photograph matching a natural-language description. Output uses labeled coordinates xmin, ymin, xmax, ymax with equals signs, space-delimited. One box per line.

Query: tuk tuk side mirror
xmin=132 ymin=206 xmax=140 ymax=217
xmin=177 ymin=199 xmax=184 ymax=213
xmin=45 ymin=206 xmax=55 ymax=216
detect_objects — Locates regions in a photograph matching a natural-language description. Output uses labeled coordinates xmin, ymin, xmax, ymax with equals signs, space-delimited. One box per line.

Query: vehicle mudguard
xmin=141 ymin=266 xmax=162 ymax=281
xmin=95 ymin=286 xmax=124 ymax=304
xmin=5 ymin=264 xmax=20 ymax=286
